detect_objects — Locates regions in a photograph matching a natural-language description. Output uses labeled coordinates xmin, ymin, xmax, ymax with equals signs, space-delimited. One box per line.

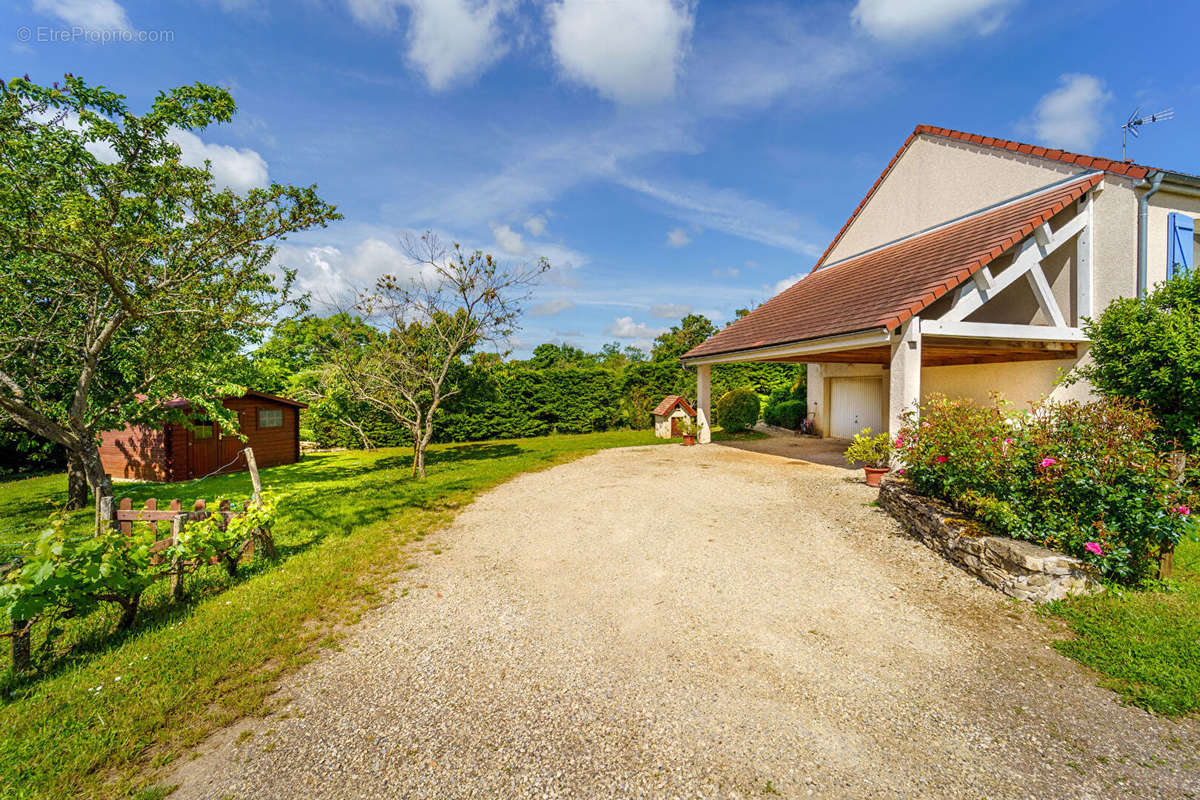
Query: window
xmin=1168 ymin=212 xmax=1196 ymax=278
xmin=193 ymin=423 xmax=214 ymax=440
xmin=258 ymin=408 xmax=284 ymax=429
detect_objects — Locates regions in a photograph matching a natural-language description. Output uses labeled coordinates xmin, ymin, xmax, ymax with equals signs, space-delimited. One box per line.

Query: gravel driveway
xmin=169 ymin=438 xmax=1200 ymax=799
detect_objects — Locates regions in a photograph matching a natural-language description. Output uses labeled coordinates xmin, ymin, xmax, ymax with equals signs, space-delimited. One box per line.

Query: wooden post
xmin=169 ymin=497 xmax=185 ymax=602
xmin=10 ymin=619 xmax=29 ymax=673
xmin=244 ymin=447 xmax=262 ymax=504
xmin=243 ymin=446 xmax=275 ymax=559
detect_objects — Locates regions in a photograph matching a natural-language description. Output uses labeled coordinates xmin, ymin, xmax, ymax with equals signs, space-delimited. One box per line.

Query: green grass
xmin=0 ymin=430 xmax=667 ymax=800
xmin=1045 ymin=536 xmax=1200 ymax=716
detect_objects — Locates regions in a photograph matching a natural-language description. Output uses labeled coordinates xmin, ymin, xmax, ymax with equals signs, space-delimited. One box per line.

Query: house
xmin=651 ymin=395 xmax=696 ymax=438
xmin=99 ymin=391 xmax=307 ymax=482
xmin=682 ymin=125 xmax=1200 ymax=441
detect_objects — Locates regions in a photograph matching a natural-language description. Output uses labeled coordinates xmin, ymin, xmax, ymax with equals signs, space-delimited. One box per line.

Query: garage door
xmin=829 ymin=377 xmax=884 ymax=439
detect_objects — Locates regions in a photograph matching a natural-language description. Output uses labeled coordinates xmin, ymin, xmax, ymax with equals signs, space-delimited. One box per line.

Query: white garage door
xmin=829 ymin=377 xmax=884 ymax=439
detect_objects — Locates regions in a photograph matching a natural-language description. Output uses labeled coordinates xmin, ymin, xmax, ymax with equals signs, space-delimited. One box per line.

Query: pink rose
xmin=1173 ymin=505 xmax=1191 ymax=516
xmin=1083 ymin=542 xmax=1103 ymax=556
xmin=1004 ymin=438 xmax=1013 ymax=444
xmin=898 ymin=468 xmax=906 ymax=475
xmin=1040 ymin=457 xmax=1057 ymax=468
xmin=935 ymin=455 xmax=948 ymax=463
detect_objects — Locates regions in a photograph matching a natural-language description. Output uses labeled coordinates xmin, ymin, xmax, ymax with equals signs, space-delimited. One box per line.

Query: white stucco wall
xmin=824 ymin=136 xmax=1077 ymax=264
xmin=1146 ymin=189 xmax=1200 ymax=290
xmin=653 ymin=408 xmax=691 ymax=438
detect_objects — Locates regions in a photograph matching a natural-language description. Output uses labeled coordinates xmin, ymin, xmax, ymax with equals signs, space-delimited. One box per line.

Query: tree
xmin=0 ymin=75 xmax=340 ymax=515
xmin=1076 ymin=270 xmax=1200 ymax=449
xmin=651 ymin=314 xmax=719 ymax=363
xmin=251 ymin=313 xmax=370 ymax=395
xmin=331 ymin=233 xmax=546 ymax=478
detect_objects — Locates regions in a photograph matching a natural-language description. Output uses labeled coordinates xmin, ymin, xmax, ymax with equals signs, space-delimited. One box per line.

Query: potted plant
xmin=843 ymin=428 xmax=891 ymax=486
xmin=678 ymin=417 xmax=700 ymax=446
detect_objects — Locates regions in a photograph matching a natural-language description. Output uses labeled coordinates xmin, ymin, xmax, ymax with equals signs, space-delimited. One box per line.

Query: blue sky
xmin=7 ymin=0 xmax=1200 ymax=355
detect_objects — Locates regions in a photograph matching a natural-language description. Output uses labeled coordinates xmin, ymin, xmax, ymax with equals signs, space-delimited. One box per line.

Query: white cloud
xmin=523 ymin=215 xmax=547 ymax=236
xmin=529 ymin=298 xmax=575 ymax=316
xmin=169 ymin=128 xmax=269 ymax=193
xmin=666 ymin=227 xmax=691 ymax=247
xmin=687 ymin=4 xmax=862 ymax=114
xmin=620 ymin=175 xmax=824 ymax=256
xmin=275 ymin=236 xmax=430 ymax=299
xmin=772 ymin=272 xmax=806 ymax=296
xmin=345 ymin=0 xmax=510 ymax=90
xmin=851 ymin=0 xmax=1013 ymax=42
xmin=549 ymin=0 xmax=694 ymax=105
xmin=605 ymin=316 xmax=666 ymax=339
xmin=34 ymin=0 xmax=132 ymax=30
xmin=1021 ymin=73 xmax=1112 ymax=152
xmin=490 ymin=222 xmax=527 ymax=255
xmin=650 ymin=303 xmax=692 ymax=319
xmin=713 ymin=267 xmax=740 ymax=279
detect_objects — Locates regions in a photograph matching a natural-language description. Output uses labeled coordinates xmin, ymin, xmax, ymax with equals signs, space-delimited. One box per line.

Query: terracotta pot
xmin=863 ymin=466 xmax=890 ymax=487
xmin=682 ymin=435 xmax=696 ymax=446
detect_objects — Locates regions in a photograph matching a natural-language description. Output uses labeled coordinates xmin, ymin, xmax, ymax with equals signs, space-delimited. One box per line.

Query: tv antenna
xmin=1121 ymin=107 xmax=1174 ymax=160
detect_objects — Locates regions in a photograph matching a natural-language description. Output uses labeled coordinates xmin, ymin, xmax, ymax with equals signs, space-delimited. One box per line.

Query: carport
xmin=681 ymin=173 xmax=1099 ymax=440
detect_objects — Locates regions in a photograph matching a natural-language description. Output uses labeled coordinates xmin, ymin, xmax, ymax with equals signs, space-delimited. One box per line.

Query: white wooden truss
xmin=919 ymin=189 xmax=1094 ymax=342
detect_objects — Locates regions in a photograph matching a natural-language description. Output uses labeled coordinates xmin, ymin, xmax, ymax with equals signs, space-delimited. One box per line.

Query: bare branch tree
xmin=329 ymin=232 xmax=547 ymax=477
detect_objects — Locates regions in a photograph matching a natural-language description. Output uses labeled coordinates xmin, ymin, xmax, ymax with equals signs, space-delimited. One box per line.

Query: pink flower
xmin=898 ymin=468 xmax=906 ymax=475
xmin=1173 ymin=505 xmax=1191 ymax=516
xmin=1004 ymin=438 xmax=1013 ymax=445
xmin=894 ymin=436 xmax=904 ymax=447
xmin=935 ymin=455 xmax=948 ymax=463
xmin=1083 ymin=542 xmax=1104 ymax=556
xmin=1039 ymin=457 xmax=1057 ymax=468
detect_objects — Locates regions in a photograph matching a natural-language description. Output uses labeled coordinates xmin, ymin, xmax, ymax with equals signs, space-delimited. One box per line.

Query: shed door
xmin=829 ymin=378 xmax=883 ymax=439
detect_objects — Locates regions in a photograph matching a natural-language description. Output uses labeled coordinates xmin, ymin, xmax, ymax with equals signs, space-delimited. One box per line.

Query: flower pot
xmin=862 ymin=466 xmax=889 ymax=487
xmin=682 ymin=435 xmax=696 ymax=446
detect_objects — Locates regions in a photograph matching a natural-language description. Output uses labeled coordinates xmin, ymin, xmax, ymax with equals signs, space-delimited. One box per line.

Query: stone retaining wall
xmin=877 ymin=479 xmax=1102 ymax=602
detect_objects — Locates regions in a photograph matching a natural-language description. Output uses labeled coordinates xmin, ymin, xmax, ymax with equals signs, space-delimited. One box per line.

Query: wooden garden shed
xmin=99 ymin=391 xmax=307 ymax=482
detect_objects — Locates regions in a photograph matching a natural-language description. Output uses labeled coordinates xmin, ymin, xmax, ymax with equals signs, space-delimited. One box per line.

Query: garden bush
xmin=896 ymin=395 xmax=1197 ymax=583
xmin=1076 ymin=269 xmax=1200 ymax=449
xmin=716 ymin=388 xmax=760 ymax=432
xmin=765 ymin=399 xmax=806 ymax=429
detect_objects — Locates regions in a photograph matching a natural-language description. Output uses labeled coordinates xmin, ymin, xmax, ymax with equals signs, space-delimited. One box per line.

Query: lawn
xmin=0 ymin=430 xmax=671 ymax=800
xmin=1046 ymin=536 xmax=1200 ymax=716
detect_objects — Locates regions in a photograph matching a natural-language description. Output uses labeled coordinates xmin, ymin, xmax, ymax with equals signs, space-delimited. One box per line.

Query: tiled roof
xmin=651 ymin=395 xmax=695 ymax=417
xmin=812 ymin=124 xmax=1151 ymax=270
xmin=682 ymin=173 xmax=1101 ymax=361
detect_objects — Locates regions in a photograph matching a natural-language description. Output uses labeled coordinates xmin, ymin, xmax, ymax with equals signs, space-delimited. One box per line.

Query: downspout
xmin=1137 ymin=170 xmax=1165 ymax=297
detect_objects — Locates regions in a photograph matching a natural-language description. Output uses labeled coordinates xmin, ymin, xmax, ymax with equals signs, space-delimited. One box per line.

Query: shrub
xmin=716 ymin=388 xmax=760 ymax=432
xmin=1077 ymin=270 xmax=1200 ymax=449
xmin=767 ymin=399 xmax=806 ymax=430
xmin=896 ymin=395 xmax=1197 ymax=583
xmin=844 ymin=428 xmax=890 ymax=468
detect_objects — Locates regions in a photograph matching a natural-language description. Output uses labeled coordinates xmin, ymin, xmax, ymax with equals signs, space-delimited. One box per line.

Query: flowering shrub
xmin=896 ymin=395 xmax=1196 ymax=583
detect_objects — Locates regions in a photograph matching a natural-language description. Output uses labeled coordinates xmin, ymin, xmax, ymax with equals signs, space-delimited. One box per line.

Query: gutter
xmin=1137 ymin=171 xmax=1164 ymax=298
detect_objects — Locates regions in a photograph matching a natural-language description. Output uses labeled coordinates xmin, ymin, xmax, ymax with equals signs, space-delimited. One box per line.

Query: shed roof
xmin=651 ymin=395 xmax=696 ymax=417
xmin=682 ymin=172 xmax=1101 ymax=361
xmin=160 ymin=390 xmax=308 ymax=410
xmin=812 ymin=124 xmax=1152 ymax=271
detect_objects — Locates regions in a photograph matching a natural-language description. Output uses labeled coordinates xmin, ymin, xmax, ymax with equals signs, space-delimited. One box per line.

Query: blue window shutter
xmin=1169 ymin=212 xmax=1195 ymax=278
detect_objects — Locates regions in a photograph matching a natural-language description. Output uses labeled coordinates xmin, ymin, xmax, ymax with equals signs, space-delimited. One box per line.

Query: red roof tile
xmin=810 ymin=125 xmax=1151 ymax=271
xmin=651 ymin=395 xmax=695 ymax=417
xmin=682 ymin=174 xmax=1101 ymax=361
